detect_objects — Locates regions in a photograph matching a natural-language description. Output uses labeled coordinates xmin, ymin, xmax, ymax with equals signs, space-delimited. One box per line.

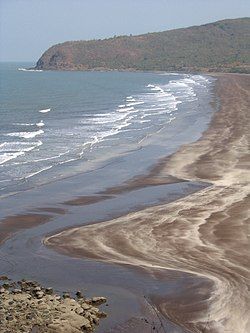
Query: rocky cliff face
xmin=35 ymin=18 xmax=250 ymax=73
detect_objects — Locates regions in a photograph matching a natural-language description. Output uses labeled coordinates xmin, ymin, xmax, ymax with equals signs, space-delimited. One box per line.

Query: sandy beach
xmin=45 ymin=74 xmax=250 ymax=333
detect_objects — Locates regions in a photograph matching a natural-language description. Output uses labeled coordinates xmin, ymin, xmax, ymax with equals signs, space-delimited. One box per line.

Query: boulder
xmin=88 ymin=297 xmax=107 ymax=306
xmin=35 ymin=291 xmax=44 ymax=299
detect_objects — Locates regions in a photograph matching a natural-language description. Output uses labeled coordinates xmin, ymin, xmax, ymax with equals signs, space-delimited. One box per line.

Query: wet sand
xmin=46 ymin=74 xmax=250 ymax=333
xmin=0 ymin=214 xmax=52 ymax=246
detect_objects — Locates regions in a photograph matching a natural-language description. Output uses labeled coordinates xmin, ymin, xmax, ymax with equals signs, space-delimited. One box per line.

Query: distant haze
xmin=0 ymin=0 xmax=249 ymax=62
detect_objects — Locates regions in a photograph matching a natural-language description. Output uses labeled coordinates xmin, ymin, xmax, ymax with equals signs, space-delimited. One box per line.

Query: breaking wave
xmin=6 ymin=130 xmax=44 ymax=139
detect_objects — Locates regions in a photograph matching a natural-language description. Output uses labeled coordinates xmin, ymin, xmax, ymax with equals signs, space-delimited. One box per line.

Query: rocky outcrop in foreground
xmin=0 ymin=276 xmax=107 ymax=333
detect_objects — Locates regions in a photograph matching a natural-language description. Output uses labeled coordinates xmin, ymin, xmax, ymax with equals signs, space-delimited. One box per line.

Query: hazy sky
xmin=0 ymin=0 xmax=249 ymax=62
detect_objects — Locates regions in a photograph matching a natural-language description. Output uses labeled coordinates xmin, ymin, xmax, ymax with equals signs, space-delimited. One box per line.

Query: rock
xmin=0 ymin=276 xmax=107 ymax=332
xmin=25 ymin=280 xmax=38 ymax=288
xmin=88 ymin=297 xmax=107 ymax=306
xmin=0 ymin=276 xmax=9 ymax=281
xmin=92 ymin=316 xmax=99 ymax=325
xmin=81 ymin=303 xmax=91 ymax=310
xmin=13 ymin=289 xmax=22 ymax=294
xmin=45 ymin=287 xmax=53 ymax=295
xmin=80 ymin=319 xmax=92 ymax=331
xmin=25 ymin=280 xmax=35 ymax=285
xmin=35 ymin=291 xmax=44 ymax=299
xmin=75 ymin=307 xmax=84 ymax=315
xmin=89 ymin=307 xmax=99 ymax=314
xmin=97 ymin=311 xmax=108 ymax=318
xmin=76 ymin=290 xmax=83 ymax=298
xmin=26 ymin=314 xmax=33 ymax=320
xmin=84 ymin=298 xmax=91 ymax=304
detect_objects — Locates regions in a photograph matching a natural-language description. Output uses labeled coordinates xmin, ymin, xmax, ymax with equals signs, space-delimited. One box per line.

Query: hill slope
xmin=35 ymin=18 xmax=250 ymax=73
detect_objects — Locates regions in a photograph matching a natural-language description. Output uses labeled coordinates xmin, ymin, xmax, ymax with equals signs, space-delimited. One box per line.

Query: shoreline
xmin=29 ymin=65 xmax=250 ymax=75
xmin=45 ymin=74 xmax=250 ymax=333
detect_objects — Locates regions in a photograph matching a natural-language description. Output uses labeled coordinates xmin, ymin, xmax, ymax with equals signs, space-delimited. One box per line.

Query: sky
xmin=0 ymin=0 xmax=249 ymax=62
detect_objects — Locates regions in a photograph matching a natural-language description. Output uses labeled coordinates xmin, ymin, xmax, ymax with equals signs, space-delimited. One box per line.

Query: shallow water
xmin=0 ymin=180 xmax=205 ymax=333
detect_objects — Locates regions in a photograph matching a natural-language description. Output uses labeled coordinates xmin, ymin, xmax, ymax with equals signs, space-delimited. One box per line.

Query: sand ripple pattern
xmin=46 ymin=75 xmax=250 ymax=333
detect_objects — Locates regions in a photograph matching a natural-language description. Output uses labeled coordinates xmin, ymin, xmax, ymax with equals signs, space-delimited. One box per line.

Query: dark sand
xmin=46 ymin=74 xmax=250 ymax=333
xmin=62 ymin=175 xmax=184 ymax=207
xmin=0 ymin=214 xmax=52 ymax=246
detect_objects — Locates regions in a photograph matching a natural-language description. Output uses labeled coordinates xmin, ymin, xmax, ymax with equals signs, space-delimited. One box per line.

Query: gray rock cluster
xmin=0 ymin=276 xmax=107 ymax=333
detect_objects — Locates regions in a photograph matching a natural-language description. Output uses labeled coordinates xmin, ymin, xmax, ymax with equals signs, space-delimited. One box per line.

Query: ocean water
xmin=0 ymin=63 xmax=215 ymax=198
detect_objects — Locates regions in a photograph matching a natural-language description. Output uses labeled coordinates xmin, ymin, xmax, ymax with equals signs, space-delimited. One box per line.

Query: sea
xmin=0 ymin=62 xmax=215 ymax=199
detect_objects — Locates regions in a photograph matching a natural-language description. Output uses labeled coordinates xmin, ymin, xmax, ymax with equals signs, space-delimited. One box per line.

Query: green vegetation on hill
xmin=35 ymin=18 xmax=250 ymax=73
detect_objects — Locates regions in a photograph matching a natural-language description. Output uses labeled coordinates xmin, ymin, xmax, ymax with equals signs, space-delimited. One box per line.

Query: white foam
xmin=81 ymin=113 xmax=135 ymax=149
xmin=24 ymin=165 xmax=53 ymax=179
xmin=0 ymin=151 xmax=25 ymax=165
xmin=150 ymin=86 xmax=164 ymax=92
xmin=139 ymin=119 xmax=151 ymax=123
xmin=81 ymin=112 xmax=128 ymax=126
xmin=126 ymin=101 xmax=144 ymax=107
xmin=11 ymin=149 xmax=68 ymax=166
xmin=0 ymin=140 xmax=43 ymax=165
xmin=168 ymin=116 xmax=176 ymax=123
xmin=36 ymin=120 xmax=44 ymax=127
xmin=117 ymin=107 xmax=135 ymax=113
xmin=6 ymin=130 xmax=44 ymax=139
xmin=146 ymin=75 xmax=207 ymax=109
xmin=13 ymin=123 xmax=35 ymax=126
xmin=0 ymin=141 xmax=42 ymax=152
xmin=58 ymin=158 xmax=77 ymax=165
xmin=18 ymin=68 xmax=43 ymax=72
xmin=141 ymin=107 xmax=166 ymax=112
xmin=39 ymin=108 xmax=51 ymax=113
